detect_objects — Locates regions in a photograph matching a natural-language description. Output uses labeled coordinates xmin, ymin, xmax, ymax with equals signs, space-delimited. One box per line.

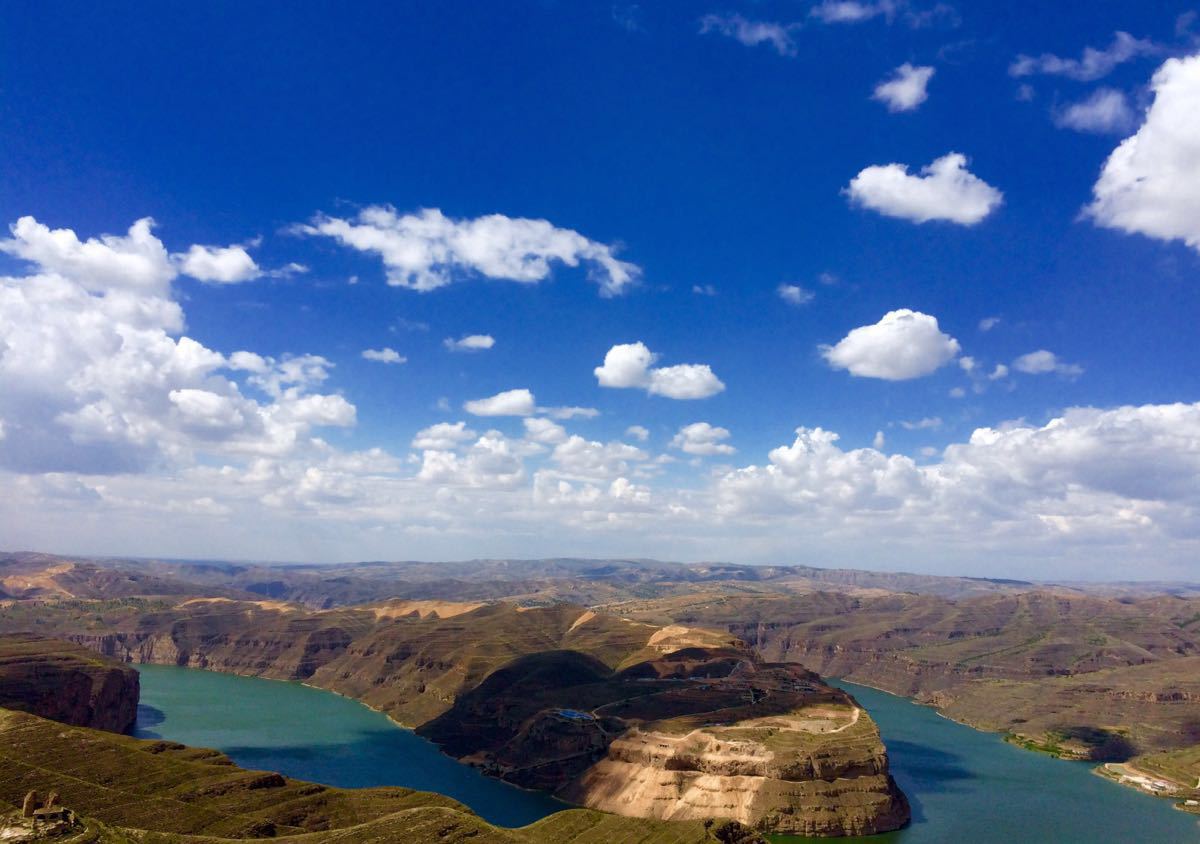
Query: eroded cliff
xmin=0 ymin=634 xmax=139 ymax=733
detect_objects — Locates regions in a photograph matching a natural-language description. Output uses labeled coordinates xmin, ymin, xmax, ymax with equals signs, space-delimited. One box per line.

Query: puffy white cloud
xmin=444 ymin=334 xmax=495 ymax=352
xmin=176 ymin=243 xmax=261 ymax=283
xmin=626 ymin=425 xmax=650 ymax=442
xmin=671 ymin=422 xmax=736 ymax=456
xmin=297 ymin=206 xmax=639 ymax=296
xmin=417 ymin=433 xmax=525 ymax=488
xmin=523 ymin=417 xmax=568 ymax=444
xmin=979 ymin=316 xmax=1001 ymax=331
xmin=717 ymin=402 xmax=1200 ymax=550
xmin=872 ymin=63 xmax=935 ymax=112
xmin=698 ymin=14 xmax=799 ymax=56
xmin=361 ymin=347 xmax=406 ymax=364
xmin=412 ymin=421 xmax=476 ymax=450
xmin=845 ymin=153 xmax=1003 ymax=225
xmin=777 ymin=283 xmax=814 ymax=306
xmin=1086 ymin=54 xmax=1200 ymax=253
xmin=1010 ymin=32 xmax=1159 ymax=81
xmin=594 ymin=342 xmax=725 ymax=399
xmin=551 ymin=435 xmax=647 ymax=480
xmin=0 ymin=217 xmax=356 ymax=475
xmin=1 ymin=216 xmax=175 ymax=295
xmin=1054 ymin=88 xmax=1135 ymax=134
xmin=821 ymin=309 xmax=961 ymax=380
xmin=989 ymin=363 xmax=1010 ymax=380
xmin=463 ymin=388 xmax=537 ymax=417
xmin=1013 ymin=350 xmax=1084 ymax=377
xmin=872 ymin=430 xmax=886 ymax=449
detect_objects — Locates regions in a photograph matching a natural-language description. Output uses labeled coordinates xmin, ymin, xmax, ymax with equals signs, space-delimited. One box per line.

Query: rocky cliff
xmin=1 ymin=597 xmax=909 ymax=836
xmin=0 ymin=634 xmax=139 ymax=733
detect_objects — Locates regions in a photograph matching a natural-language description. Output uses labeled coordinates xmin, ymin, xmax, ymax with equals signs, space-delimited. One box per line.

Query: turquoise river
xmin=134 ymin=665 xmax=1199 ymax=841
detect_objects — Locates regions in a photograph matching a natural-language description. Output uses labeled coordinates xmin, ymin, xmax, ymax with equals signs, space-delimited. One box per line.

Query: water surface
xmin=135 ymin=665 xmax=1200 ymax=841
xmin=776 ymin=681 xmax=1200 ymax=843
xmin=134 ymin=664 xmax=566 ymax=828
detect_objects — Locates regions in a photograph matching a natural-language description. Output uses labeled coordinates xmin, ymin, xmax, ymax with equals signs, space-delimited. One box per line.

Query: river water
xmin=134 ymin=665 xmax=1199 ymax=840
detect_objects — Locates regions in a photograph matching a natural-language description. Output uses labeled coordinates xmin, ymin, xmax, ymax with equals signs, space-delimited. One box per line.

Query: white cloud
xmin=809 ymin=1 xmax=895 ymax=24
xmin=692 ymin=284 xmax=718 ymax=296
xmin=551 ymin=435 xmax=647 ymax=480
xmin=594 ymin=342 xmax=725 ymax=399
xmin=899 ymin=416 xmax=943 ymax=430
xmin=463 ymin=388 xmax=537 ymax=417
xmin=1054 ymin=88 xmax=1135 ymax=134
xmin=777 ymin=284 xmax=815 ymax=306
xmin=0 ymin=216 xmax=355 ymax=475
xmin=1010 ymin=32 xmax=1159 ymax=81
xmin=699 ymin=14 xmax=799 ymax=56
xmin=989 ymin=363 xmax=1009 ymax=380
xmin=417 ymin=433 xmax=525 ymax=488
xmin=872 ymin=430 xmax=886 ymax=449
xmin=1086 ymin=54 xmax=1200 ymax=253
xmin=176 ymin=243 xmax=261 ymax=284
xmin=979 ymin=316 xmax=1001 ymax=331
xmin=444 ymin=334 xmax=495 ymax=352
xmin=671 ymin=422 xmax=736 ymax=456
xmin=872 ymin=63 xmax=935 ymax=112
xmin=626 ymin=425 xmax=650 ymax=442
xmin=524 ymin=417 xmax=568 ymax=444
xmin=297 ymin=206 xmax=639 ymax=297
xmin=543 ymin=406 xmax=600 ymax=420
xmin=1013 ymin=350 xmax=1083 ymax=378
xmin=412 ymin=421 xmax=476 ymax=450
xmin=1 ymin=216 xmax=174 ymax=295
xmin=821 ymin=309 xmax=961 ymax=380
xmin=845 ymin=153 xmax=1002 ymax=225
xmin=361 ymin=347 xmax=406 ymax=364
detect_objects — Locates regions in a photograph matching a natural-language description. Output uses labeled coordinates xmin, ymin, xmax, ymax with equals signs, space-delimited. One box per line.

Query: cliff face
xmin=0 ymin=634 xmax=139 ymax=733
xmin=5 ymin=598 xmax=910 ymax=836
xmin=557 ymin=699 xmax=907 ymax=836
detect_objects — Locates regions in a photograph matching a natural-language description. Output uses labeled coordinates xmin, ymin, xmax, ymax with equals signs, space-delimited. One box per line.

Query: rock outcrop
xmin=0 ymin=634 xmax=139 ymax=733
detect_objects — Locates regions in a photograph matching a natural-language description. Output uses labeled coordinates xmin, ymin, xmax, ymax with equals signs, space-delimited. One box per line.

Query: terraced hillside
xmin=613 ymin=591 xmax=1200 ymax=793
xmin=0 ymin=599 xmax=908 ymax=835
xmin=0 ymin=705 xmax=724 ymax=843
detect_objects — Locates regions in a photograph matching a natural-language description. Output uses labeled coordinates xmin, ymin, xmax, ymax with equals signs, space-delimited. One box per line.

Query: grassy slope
xmin=0 ymin=706 xmax=713 ymax=843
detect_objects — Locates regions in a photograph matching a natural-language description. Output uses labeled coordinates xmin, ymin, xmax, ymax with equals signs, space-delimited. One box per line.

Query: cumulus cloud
xmin=0 ymin=216 xmax=355 ymax=476
xmin=412 ymin=421 xmax=476 ymax=450
xmin=845 ymin=153 xmax=1002 ymax=225
xmin=297 ymin=206 xmax=639 ymax=296
xmin=872 ymin=63 xmax=935 ymax=112
xmin=671 ymin=422 xmax=736 ymax=456
xmin=1013 ymin=350 xmax=1084 ymax=378
xmin=594 ymin=342 xmax=725 ymax=399
xmin=444 ymin=334 xmax=495 ymax=352
xmin=176 ymin=243 xmax=261 ymax=283
xmin=699 ymin=14 xmax=800 ymax=56
xmin=777 ymin=284 xmax=815 ymax=306
xmin=463 ymin=388 xmax=537 ymax=417
xmin=1054 ymin=88 xmax=1135 ymax=134
xmin=361 ymin=347 xmax=406 ymax=364
xmin=523 ymin=417 xmax=568 ymax=444
xmin=821 ymin=309 xmax=961 ymax=380
xmin=1010 ymin=31 xmax=1159 ymax=81
xmin=1085 ymin=54 xmax=1200 ymax=253
xmin=626 ymin=425 xmax=650 ymax=442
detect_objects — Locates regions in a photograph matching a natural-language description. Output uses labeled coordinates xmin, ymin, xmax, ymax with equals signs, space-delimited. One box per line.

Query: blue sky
xmin=2 ymin=1 xmax=1199 ymax=578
